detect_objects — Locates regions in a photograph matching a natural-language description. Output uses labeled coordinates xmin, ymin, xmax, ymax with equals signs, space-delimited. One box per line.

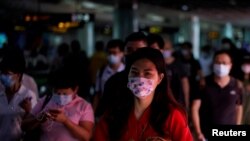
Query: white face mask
xmin=242 ymin=65 xmax=250 ymax=74
xmin=52 ymin=93 xmax=73 ymax=106
xmin=213 ymin=64 xmax=230 ymax=77
xmin=127 ymin=77 xmax=154 ymax=99
xmin=162 ymin=50 xmax=172 ymax=58
xmin=107 ymin=54 xmax=121 ymax=65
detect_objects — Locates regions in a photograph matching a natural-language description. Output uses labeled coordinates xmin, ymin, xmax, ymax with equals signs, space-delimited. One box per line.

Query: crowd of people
xmin=0 ymin=31 xmax=250 ymax=141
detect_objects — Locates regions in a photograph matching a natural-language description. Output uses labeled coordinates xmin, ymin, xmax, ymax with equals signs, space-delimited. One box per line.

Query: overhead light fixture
xmin=146 ymin=13 xmax=164 ymax=22
xmin=81 ymin=1 xmax=113 ymax=12
xmin=82 ymin=1 xmax=97 ymax=9
xmin=181 ymin=5 xmax=189 ymax=11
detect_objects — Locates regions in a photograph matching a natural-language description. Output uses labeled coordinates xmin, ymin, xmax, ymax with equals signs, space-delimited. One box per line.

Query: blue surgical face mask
xmin=0 ymin=74 xmax=15 ymax=88
xmin=52 ymin=93 xmax=73 ymax=106
xmin=107 ymin=54 xmax=121 ymax=65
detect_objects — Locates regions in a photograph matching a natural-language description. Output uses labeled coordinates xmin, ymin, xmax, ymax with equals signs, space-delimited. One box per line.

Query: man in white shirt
xmin=92 ymin=39 xmax=125 ymax=114
xmin=0 ymin=47 xmax=37 ymax=141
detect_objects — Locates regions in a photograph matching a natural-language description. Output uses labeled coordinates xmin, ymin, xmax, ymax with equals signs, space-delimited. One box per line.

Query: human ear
xmin=157 ymin=73 xmax=164 ymax=84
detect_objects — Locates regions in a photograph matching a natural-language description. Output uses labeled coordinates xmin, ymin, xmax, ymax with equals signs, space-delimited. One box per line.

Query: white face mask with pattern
xmin=127 ymin=77 xmax=154 ymax=99
xmin=213 ymin=64 xmax=230 ymax=77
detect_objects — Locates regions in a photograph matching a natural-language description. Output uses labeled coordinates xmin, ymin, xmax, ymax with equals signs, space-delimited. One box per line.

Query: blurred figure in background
xmin=89 ymin=41 xmax=107 ymax=92
xmin=221 ymin=37 xmax=243 ymax=80
xmin=50 ymin=43 xmax=70 ymax=72
xmin=0 ymin=47 xmax=37 ymax=141
xmin=199 ymin=45 xmax=214 ymax=77
xmin=239 ymin=55 xmax=250 ymax=124
xmin=147 ymin=34 xmax=190 ymax=110
xmin=93 ymin=39 xmax=125 ymax=115
xmin=64 ymin=40 xmax=91 ymax=100
xmin=179 ymin=41 xmax=204 ymax=104
xmin=95 ymin=32 xmax=148 ymax=118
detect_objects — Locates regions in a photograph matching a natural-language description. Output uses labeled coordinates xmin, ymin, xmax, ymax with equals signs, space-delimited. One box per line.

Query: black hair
xmin=181 ymin=41 xmax=192 ymax=49
xmin=48 ymin=67 xmax=78 ymax=90
xmin=213 ymin=49 xmax=232 ymax=63
xmin=0 ymin=47 xmax=26 ymax=74
xmin=124 ymin=32 xmax=148 ymax=45
xmin=106 ymin=39 xmax=125 ymax=52
xmin=147 ymin=33 xmax=165 ymax=49
xmin=95 ymin=41 xmax=105 ymax=51
xmin=107 ymin=47 xmax=186 ymax=140
xmin=70 ymin=40 xmax=81 ymax=53
xmin=57 ymin=43 xmax=70 ymax=56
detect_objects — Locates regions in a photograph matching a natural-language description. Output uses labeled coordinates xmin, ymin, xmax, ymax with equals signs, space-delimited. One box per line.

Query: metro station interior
xmin=0 ymin=0 xmax=250 ymax=102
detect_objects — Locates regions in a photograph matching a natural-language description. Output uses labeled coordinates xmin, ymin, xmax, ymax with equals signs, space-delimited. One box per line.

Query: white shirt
xmin=0 ymin=74 xmax=39 ymax=98
xmin=22 ymin=73 xmax=39 ymax=98
xmin=95 ymin=63 xmax=125 ymax=95
xmin=0 ymin=85 xmax=37 ymax=141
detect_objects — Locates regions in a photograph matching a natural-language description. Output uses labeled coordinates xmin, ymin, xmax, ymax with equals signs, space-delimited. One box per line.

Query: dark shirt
xmin=166 ymin=59 xmax=188 ymax=106
xmin=194 ymin=75 xmax=243 ymax=137
xmin=96 ymin=70 xmax=131 ymax=117
xmin=179 ymin=56 xmax=201 ymax=101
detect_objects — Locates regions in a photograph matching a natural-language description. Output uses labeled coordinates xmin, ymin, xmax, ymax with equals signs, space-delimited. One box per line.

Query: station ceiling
xmin=1 ymin=0 xmax=250 ymax=28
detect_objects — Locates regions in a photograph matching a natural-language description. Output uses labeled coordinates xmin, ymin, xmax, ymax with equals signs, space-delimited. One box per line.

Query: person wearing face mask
xmin=92 ymin=39 xmax=125 ymax=115
xmin=221 ymin=38 xmax=243 ymax=80
xmin=148 ymin=34 xmax=190 ymax=110
xmin=22 ymin=67 xmax=94 ymax=141
xmin=92 ymin=47 xmax=193 ymax=141
xmin=239 ymin=56 xmax=250 ymax=125
xmin=191 ymin=50 xmax=243 ymax=141
xmin=0 ymin=47 xmax=37 ymax=141
xmin=95 ymin=32 xmax=148 ymax=118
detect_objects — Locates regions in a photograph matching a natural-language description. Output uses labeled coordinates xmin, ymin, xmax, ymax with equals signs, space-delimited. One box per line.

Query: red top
xmin=92 ymin=107 xmax=193 ymax=141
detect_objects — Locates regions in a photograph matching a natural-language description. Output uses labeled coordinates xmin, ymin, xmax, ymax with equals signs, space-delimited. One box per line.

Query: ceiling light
xmin=181 ymin=5 xmax=189 ymax=11
xmin=146 ymin=13 xmax=164 ymax=22
xmin=82 ymin=1 xmax=96 ymax=9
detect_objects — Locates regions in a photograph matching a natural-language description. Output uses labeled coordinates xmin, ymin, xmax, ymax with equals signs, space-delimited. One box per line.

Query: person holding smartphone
xmin=22 ymin=67 xmax=94 ymax=141
xmin=0 ymin=47 xmax=37 ymax=141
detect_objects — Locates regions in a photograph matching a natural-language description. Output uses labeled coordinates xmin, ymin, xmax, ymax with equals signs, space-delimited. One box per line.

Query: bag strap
xmin=41 ymin=94 xmax=52 ymax=110
xmin=98 ymin=65 xmax=106 ymax=93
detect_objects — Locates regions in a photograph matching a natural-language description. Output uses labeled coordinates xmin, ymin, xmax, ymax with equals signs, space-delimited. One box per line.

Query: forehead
xmin=0 ymin=69 xmax=16 ymax=75
xmin=150 ymin=42 xmax=160 ymax=50
xmin=214 ymin=53 xmax=231 ymax=62
xmin=126 ymin=40 xmax=147 ymax=48
xmin=107 ymin=47 xmax=121 ymax=52
xmin=131 ymin=58 xmax=156 ymax=70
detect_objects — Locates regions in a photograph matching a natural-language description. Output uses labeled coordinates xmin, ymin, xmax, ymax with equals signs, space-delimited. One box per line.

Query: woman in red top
xmin=92 ymin=47 xmax=193 ymax=141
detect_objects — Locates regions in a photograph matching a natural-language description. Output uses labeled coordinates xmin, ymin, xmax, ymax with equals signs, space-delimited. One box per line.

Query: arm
xmin=236 ymin=79 xmax=243 ymax=124
xmin=181 ymin=77 xmax=190 ymax=109
xmin=191 ymin=99 xmax=205 ymax=141
xmin=22 ymin=114 xmax=41 ymax=131
xmin=49 ymin=106 xmax=94 ymax=141
xmin=236 ymin=105 xmax=243 ymax=124
xmin=63 ymin=119 xmax=94 ymax=141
